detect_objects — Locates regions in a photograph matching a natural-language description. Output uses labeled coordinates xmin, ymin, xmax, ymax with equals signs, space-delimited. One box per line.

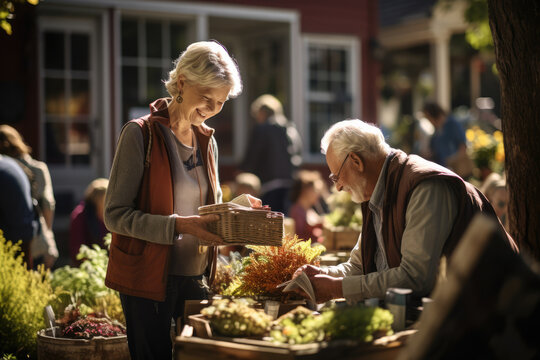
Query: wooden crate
xmin=175 ymin=327 xmax=415 ymax=360
xmin=322 ymin=228 xmax=360 ymax=250
xmin=184 ymin=299 xmax=307 ymax=326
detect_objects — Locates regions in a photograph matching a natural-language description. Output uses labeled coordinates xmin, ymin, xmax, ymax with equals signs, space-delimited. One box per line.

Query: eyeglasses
xmin=329 ymin=153 xmax=350 ymax=184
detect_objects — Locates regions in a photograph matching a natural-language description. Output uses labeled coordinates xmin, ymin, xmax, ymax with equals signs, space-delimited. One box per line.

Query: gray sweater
xmin=104 ymin=122 xmax=211 ymax=276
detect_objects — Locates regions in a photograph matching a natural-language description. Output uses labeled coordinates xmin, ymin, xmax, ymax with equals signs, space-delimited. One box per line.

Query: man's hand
xmin=309 ymin=274 xmax=344 ymax=303
xmin=175 ymin=214 xmax=223 ymax=245
xmin=292 ymin=264 xmax=327 ymax=279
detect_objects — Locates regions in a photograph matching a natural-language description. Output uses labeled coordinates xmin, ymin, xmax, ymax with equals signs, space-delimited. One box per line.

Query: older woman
xmin=104 ymin=41 xmax=250 ymax=359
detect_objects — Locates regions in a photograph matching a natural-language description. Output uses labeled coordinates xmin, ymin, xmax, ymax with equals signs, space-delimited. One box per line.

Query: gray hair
xmin=320 ymin=119 xmax=391 ymax=159
xmin=164 ymin=41 xmax=242 ymax=98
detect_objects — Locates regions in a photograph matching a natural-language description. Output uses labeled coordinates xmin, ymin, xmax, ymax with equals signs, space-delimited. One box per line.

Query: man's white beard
xmin=349 ymin=175 xmax=368 ymax=203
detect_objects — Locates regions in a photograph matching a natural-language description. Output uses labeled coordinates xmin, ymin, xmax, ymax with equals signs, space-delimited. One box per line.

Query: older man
xmin=293 ymin=120 xmax=518 ymax=304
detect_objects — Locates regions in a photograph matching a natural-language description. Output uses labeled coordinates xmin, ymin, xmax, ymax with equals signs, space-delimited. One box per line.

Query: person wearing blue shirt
xmin=0 ymin=154 xmax=38 ymax=267
xmin=423 ymin=102 xmax=472 ymax=179
xmin=423 ymin=102 xmax=467 ymax=167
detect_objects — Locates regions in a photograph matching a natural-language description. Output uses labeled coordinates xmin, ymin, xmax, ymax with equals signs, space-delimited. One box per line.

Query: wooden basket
xmin=198 ymin=203 xmax=283 ymax=246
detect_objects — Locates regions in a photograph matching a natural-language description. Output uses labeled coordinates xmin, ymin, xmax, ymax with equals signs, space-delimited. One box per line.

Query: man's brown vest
xmin=105 ymin=99 xmax=219 ymax=301
xmin=360 ymin=150 xmax=518 ymax=274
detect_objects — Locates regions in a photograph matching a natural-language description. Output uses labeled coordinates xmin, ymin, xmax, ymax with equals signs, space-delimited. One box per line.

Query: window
xmin=121 ymin=17 xmax=189 ymax=123
xmin=40 ymin=21 xmax=96 ymax=167
xmin=304 ymin=37 xmax=359 ymax=155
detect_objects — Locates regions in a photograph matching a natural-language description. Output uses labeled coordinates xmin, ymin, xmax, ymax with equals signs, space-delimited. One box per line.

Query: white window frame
xmin=302 ymin=34 xmax=360 ymax=163
xmin=44 ymin=0 xmax=301 ymax=164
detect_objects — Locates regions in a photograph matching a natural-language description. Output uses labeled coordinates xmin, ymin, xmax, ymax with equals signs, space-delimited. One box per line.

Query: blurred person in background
xmin=0 ymin=154 xmax=38 ymax=268
xmin=422 ymin=102 xmax=472 ymax=179
xmin=480 ymin=172 xmax=509 ymax=232
xmin=288 ymin=170 xmax=325 ymax=243
xmin=241 ymin=94 xmax=303 ymax=213
xmin=233 ymin=172 xmax=261 ymax=198
xmin=69 ymin=178 xmax=109 ymax=265
xmin=104 ymin=40 xmax=248 ymax=359
xmin=0 ymin=124 xmax=57 ymax=268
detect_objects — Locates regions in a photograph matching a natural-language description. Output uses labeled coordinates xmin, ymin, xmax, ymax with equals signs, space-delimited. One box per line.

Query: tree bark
xmin=487 ymin=0 xmax=540 ymax=260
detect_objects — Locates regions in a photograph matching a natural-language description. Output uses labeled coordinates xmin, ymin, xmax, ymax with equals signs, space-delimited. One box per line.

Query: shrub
xmin=0 ymin=230 xmax=56 ymax=359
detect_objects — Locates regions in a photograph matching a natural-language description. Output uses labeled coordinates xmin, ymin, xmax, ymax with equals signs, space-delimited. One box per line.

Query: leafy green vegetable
xmin=50 ymin=234 xmax=124 ymax=324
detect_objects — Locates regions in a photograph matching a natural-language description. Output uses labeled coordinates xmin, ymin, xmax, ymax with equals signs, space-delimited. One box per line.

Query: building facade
xmin=0 ymin=0 xmax=379 ymax=244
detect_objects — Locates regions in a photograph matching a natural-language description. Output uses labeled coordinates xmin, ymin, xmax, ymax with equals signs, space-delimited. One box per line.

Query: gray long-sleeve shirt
xmin=104 ymin=122 xmax=211 ymax=276
xmin=325 ymin=162 xmax=457 ymax=302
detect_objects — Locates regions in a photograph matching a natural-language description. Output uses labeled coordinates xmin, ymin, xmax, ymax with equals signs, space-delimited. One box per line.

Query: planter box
xmin=175 ymin=325 xmax=416 ymax=360
xmin=184 ymin=299 xmax=307 ymax=323
xmin=322 ymin=228 xmax=360 ymax=250
xmin=37 ymin=327 xmax=129 ymax=360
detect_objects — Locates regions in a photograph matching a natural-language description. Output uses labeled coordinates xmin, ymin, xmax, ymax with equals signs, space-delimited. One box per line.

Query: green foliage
xmin=321 ymin=304 xmax=394 ymax=342
xmin=270 ymin=307 xmax=326 ymax=344
xmin=271 ymin=304 xmax=394 ymax=344
xmin=50 ymin=234 xmax=124 ymax=324
xmin=201 ymin=299 xmax=272 ymax=337
xmin=0 ymin=230 xmax=56 ymax=359
xmin=324 ymin=189 xmax=363 ymax=230
xmin=1 ymin=0 xmax=39 ymax=35
xmin=440 ymin=0 xmax=493 ymax=51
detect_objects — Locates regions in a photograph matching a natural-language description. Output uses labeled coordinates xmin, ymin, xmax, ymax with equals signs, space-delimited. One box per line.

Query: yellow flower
xmin=466 ymin=129 xmax=476 ymax=142
xmin=493 ymin=130 xmax=503 ymax=143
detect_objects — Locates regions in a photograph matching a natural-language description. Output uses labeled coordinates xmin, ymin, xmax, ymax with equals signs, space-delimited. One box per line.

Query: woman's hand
xmin=174 ymin=214 xmax=223 ymax=245
xmin=245 ymin=194 xmax=262 ymax=208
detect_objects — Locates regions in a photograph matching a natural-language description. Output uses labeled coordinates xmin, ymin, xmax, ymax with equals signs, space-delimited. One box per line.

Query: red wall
xmin=0 ymin=4 xmax=40 ymax=157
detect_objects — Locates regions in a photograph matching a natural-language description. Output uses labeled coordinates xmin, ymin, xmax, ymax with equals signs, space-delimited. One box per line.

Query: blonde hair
xmin=250 ymin=94 xmax=287 ymax=126
xmin=320 ymin=119 xmax=390 ymax=159
xmin=84 ymin=178 xmax=109 ymax=205
xmin=164 ymin=41 xmax=242 ymax=98
xmin=0 ymin=124 xmax=31 ymax=157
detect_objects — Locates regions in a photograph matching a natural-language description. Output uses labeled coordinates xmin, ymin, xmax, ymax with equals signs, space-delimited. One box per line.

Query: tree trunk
xmin=487 ymin=0 xmax=540 ymax=260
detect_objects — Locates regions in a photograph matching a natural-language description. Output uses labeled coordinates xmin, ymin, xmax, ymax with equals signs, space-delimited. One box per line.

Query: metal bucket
xmin=37 ymin=327 xmax=129 ymax=360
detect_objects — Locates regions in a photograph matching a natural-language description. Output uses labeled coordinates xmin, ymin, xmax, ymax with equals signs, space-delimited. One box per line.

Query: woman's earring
xmin=176 ymin=94 xmax=183 ymax=104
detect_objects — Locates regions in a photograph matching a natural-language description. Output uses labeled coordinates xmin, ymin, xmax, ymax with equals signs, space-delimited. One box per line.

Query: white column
xmin=196 ymin=14 xmax=208 ymax=41
xmin=433 ymin=31 xmax=451 ymax=111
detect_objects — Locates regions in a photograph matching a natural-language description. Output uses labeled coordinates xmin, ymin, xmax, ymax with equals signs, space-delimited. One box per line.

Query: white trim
xmin=290 ymin=16 xmax=303 ymax=166
xmin=113 ymin=8 xmax=123 ymax=148
xmin=196 ymin=14 xmax=208 ymax=41
xmin=44 ymin=0 xmax=298 ymax=22
xmin=100 ymin=9 xmax=112 ymax=175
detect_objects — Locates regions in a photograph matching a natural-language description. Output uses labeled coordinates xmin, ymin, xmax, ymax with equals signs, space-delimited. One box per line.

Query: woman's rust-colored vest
xmin=360 ymin=150 xmax=518 ymax=274
xmin=105 ymin=99 xmax=218 ymax=301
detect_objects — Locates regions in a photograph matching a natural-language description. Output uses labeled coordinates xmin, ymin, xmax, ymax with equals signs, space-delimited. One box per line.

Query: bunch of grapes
xmin=270 ymin=306 xmax=325 ymax=345
xmin=201 ymin=299 xmax=271 ymax=337
xmin=321 ymin=305 xmax=394 ymax=342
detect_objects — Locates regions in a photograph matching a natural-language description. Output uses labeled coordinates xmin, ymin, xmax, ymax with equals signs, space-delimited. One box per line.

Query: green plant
xmin=222 ymin=236 xmax=325 ymax=298
xmin=324 ymin=189 xmax=363 ymax=230
xmin=1 ymin=0 xmax=39 ymax=35
xmin=0 ymin=230 xmax=56 ymax=359
xmin=50 ymin=234 xmax=124 ymax=324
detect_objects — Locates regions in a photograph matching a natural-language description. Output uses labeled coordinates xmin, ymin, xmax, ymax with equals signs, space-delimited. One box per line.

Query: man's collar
xmin=369 ymin=150 xmax=395 ymax=211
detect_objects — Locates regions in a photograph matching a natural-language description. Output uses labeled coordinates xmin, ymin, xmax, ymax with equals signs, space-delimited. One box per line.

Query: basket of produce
xmin=198 ymin=202 xmax=284 ymax=246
